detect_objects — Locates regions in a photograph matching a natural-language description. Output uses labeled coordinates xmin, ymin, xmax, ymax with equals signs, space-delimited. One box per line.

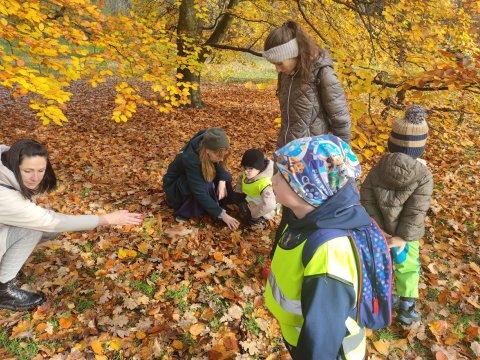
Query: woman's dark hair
xmin=1 ymin=139 xmax=57 ymax=199
xmin=264 ymin=20 xmax=321 ymax=83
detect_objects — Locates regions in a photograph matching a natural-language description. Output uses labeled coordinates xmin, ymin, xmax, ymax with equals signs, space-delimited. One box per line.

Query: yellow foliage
xmin=118 ymin=248 xmax=138 ymax=259
xmin=0 ymin=0 xmax=203 ymax=125
xmin=90 ymin=339 xmax=103 ymax=355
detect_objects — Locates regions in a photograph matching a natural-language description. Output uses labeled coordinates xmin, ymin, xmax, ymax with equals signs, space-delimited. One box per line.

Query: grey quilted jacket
xmin=360 ymin=153 xmax=434 ymax=242
xmin=276 ymin=49 xmax=351 ymax=148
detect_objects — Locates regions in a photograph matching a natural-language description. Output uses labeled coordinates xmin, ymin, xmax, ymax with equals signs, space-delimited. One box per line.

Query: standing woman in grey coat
xmin=263 ymin=20 xmax=352 ymax=148
xmin=262 ymin=20 xmax=352 ymax=274
xmin=0 ymin=139 xmax=143 ymax=311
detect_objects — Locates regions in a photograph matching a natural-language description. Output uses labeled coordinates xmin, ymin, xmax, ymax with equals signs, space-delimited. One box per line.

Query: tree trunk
xmin=177 ymin=0 xmax=204 ymax=108
xmin=177 ymin=0 xmax=240 ymax=108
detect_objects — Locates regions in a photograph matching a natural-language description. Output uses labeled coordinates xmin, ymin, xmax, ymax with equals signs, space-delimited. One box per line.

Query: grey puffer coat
xmin=276 ymin=49 xmax=351 ymax=149
xmin=360 ymin=153 xmax=434 ymax=242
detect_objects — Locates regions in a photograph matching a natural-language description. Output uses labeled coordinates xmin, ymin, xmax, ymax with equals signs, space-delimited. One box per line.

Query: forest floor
xmin=0 ymin=81 xmax=479 ymax=360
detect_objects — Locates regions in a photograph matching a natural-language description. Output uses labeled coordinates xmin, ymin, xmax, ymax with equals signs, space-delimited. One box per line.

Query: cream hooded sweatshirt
xmin=0 ymin=145 xmax=99 ymax=259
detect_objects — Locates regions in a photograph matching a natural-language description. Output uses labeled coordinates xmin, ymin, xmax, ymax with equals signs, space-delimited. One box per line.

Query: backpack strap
xmin=302 ymin=228 xmax=349 ymax=267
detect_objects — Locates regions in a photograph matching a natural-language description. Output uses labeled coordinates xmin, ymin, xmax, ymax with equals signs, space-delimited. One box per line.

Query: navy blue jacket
xmin=285 ymin=182 xmax=370 ymax=359
xmin=162 ymin=130 xmax=230 ymax=218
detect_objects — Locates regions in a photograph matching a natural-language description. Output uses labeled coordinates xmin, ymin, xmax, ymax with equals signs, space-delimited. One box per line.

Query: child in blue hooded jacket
xmin=265 ymin=135 xmax=369 ymax=359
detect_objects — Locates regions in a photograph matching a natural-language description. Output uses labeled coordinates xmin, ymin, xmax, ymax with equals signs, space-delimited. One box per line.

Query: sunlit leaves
xmin=0 ymin=0 xmax=202 ymax=124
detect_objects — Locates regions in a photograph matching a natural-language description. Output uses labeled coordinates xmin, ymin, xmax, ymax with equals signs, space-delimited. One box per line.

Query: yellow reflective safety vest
xmin=242 ymin=173 xmax=271 ymax=205
xmin=265 ymin=233 xmax=366 ymax=360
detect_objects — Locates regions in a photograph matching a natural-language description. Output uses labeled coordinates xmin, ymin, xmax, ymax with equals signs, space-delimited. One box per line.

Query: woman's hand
xmin=221 ymin=213 xmax=240 ymax=230
xmin=388 ymin=236 xmax=407 ymax=254
xmin=99 ymin=210 xmax=144 ymax=226
xmin=217 ymin=180 xmax=227 ymax=200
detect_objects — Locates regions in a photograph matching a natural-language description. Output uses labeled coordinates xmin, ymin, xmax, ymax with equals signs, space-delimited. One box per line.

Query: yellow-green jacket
xmin=235 ymin=159 xmax=276 ymax=220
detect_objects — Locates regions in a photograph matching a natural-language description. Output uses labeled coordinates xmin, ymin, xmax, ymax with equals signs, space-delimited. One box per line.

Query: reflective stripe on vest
xmin=242 ymin=174 xmax=271 ymax=204
xmin=343 ymin=317 xmax=367 ymax=360
xmin=265 ymin=237 xmax=306 ymax=345
xmin=268 ymin=271 xmax=302 ymax=315
xmin=265 ymin=234 xmax=365 ymax=359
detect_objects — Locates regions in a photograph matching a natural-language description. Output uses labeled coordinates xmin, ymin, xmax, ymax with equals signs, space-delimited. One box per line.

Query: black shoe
xmin=396 ymin=298 xmax=420 ymax=325
xmin=248 ymin=217 xmax=267 ymax=229
xmin=0 ymin=280 xmax=46 ymax=311
xmin=249 ymin=216 xmax=266 ymax=225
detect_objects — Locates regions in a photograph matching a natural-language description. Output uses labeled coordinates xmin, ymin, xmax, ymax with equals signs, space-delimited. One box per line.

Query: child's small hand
xmin=388 ymin=236 xmax=407 ymax=254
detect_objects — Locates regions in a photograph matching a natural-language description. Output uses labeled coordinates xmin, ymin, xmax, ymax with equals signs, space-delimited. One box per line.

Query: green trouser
xmin=393 ymin=240 xmax=420 ymax=298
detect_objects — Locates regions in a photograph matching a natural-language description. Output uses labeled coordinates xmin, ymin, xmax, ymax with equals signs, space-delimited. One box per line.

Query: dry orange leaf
xmin=373 ymin=340 xmax=390 ymax=356
xmin=136 ymin=330 xmax=146 ymax=339
xmin=35 ymin=323 xmax=48 ymax=332
xmin=213 ymin=252 xmax=223 ymax=261
xmin=470 ymin=262 xmax=480 ymax=274
xmin=104 ymin=258 xmax=115 ymax=269
xmin=444 ymin=332 xmax=460 ymax=345
xmin=222 ymin=333 xmax=239 ymax=351
xmin=11 ymin=320 xmax=32 ymax=336
xmin=137 ymin=242 xmax=150 ymax=254
xmin=189 ymin=323 xmax=205 ymax=337
xmin=435 ymin=351 xmax=448 ymax=360
xmin=172 ymin=339 xmax=183 ymax=350
xmin=236 ymin=269 xmax=247 ymax=279
xmin=201 ymin=307 xmax=215 ymax=321
xmin=91 ymin=339 xmax=103 ymax=355
xmin=222 ymin=289 xmax=236 ymax=300
xmin=392 ymin=338 xmax=408 ymax=351
xmin=253 ymin=295 xmax=265 ymax=307
xmin=466 ymin=326 xmax=479 ymax=340
xmin=428 ymin=320 xmax=449 ymax=341
xmin=59 ymin=316 xmax=74 ymax=329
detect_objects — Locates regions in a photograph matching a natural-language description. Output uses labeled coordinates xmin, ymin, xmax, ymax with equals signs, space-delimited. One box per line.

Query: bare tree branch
xmin=296 ymin=0 xmax=329 ymax=46
xmin=206 ymin=43 xmax=262 ymax=56
xmin=203 ymin=0 xmax=240 ymax=48
xmin=203 ymin=1 xmax=227 ymax=31
xmin=225 ymin=12 xmax=277 ymax=27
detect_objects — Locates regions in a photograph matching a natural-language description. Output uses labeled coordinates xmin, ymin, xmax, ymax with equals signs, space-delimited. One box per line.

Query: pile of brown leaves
xmin=0 ymin=81 xmax=478 ymax=359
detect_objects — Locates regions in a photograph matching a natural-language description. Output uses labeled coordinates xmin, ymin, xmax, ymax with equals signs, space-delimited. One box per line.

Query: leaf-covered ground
xmin=0 ymin=81 xmax=479 ymax=360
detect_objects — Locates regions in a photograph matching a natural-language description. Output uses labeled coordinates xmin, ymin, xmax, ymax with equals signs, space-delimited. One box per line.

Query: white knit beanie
xmin=262 ymin=38 xmax=299 ymax=63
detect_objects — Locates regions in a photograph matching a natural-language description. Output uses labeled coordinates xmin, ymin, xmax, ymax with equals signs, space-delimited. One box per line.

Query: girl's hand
xmin=99 ymin=210 xmax=144 ymax=226
xmin=388 ymin=236 xmax=407 ymax=254
xmin=221 ymin=213 xmax=240 ymax=230
xmin=217 ymin=180 xmax=227 ymax=200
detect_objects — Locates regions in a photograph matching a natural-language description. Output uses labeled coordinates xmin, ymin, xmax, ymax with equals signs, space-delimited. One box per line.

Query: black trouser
xmin=284 ymin=338 xmax=296 ymax=358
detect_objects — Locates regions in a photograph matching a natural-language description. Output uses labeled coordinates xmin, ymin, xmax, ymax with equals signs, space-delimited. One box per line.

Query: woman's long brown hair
xmin=264 ymin=20 xmax=321 ymax=83
xmin=199 ymin=145 xmax=230 ymax=182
